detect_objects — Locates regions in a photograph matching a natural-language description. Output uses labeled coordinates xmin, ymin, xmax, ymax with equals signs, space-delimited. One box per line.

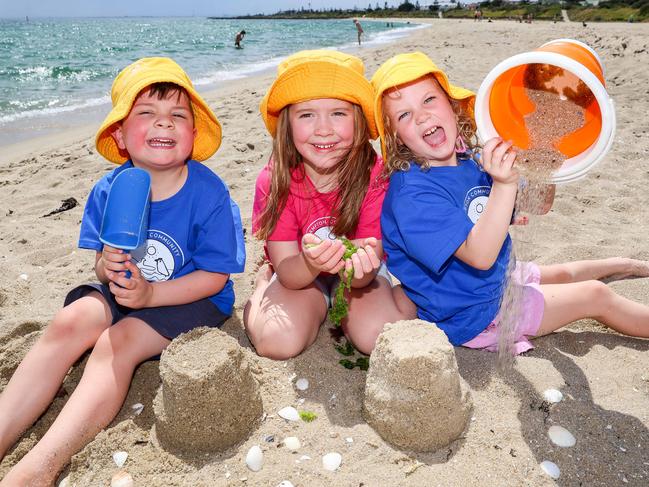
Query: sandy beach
xmin=1 ymin=18 xmax=648 ymax=486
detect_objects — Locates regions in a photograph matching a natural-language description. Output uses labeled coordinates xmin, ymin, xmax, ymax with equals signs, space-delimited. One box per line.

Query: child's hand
xmin=302 ymin=233 xmax=346 ymax=275
xmin=345 ymin=237 xmax=381 ymax=280
xmin=108 ymin=261 xmax=153 ymax=309
xmin=100 ymin=245 xmax=131 ymax=279
xmin=481 ymin=137 xmax=519 ymax=186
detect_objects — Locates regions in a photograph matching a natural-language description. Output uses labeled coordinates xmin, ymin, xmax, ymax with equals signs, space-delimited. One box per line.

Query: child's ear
xmin=110 ymin=124 xmax=127 ymax=151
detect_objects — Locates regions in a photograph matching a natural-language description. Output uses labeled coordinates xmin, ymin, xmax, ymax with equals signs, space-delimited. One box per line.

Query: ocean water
xmin=0 ymin=17 xmax=421 ymax=146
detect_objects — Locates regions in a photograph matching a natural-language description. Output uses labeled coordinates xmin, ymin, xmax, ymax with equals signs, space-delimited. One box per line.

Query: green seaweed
xmin=299 ymin=410 xmax=318 ymax=422
xmin=329 ymin=237 xmax=358 ymax=327
xmin=334 ymin=339 xmax=355 ymax=356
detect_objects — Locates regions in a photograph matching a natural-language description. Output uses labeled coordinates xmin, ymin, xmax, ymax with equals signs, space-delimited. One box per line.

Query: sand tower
xmin=364 ymin=320 xmax=472 ymax=452
xmin=153 ymin=327 xmax=262 ymax=454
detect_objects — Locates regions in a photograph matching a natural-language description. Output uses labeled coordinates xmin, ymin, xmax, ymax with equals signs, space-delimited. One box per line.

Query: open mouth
xmin=148 ymin=138 xmax=176 ymax=148
xmin=423 ymin=126 xmax=445 ymax=146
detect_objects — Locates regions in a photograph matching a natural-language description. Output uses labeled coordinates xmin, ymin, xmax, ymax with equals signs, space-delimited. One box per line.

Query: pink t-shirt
xmin=252 ymin=154 xmax=387 ymax=246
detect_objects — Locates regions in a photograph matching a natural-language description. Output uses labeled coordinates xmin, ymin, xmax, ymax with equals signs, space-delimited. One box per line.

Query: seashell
xmin=131 ymin=403 xmax=144 ymax=415
xmin=540 ymin=460 xmax=561 ymax=479
xmin=58 ymin=476 xmax=71 ymax=487
xmin=322 ymin=452 xmax=342 ymax=471
xmin=110 ymin=471 xmax=134 ymax=487
xmin=295 ymin=378 xmax=309 ymax=391
xmin=277 ymin=406 xmax=299 ymax=421
xmin=543 ymin=389 xmax=563 ymax=403
xmin=548 ymin=425 xmax=576 ymax=447
xmin=245 ymin=445 xmax=264 ymax=472
xmin=282 ymin=436 xmax=301 ymax=451
xmin=298 ymin=455 xmax=311 ymax=462
xmin=19 ymin=274 xmax=28 ymax=280
xmin=345 ymin=437 xmax=353 ymax=444
xmin=112 ymin=451 xmax=128 ymax=468
xmin=277 ymin=482 xmax=295 ymax=487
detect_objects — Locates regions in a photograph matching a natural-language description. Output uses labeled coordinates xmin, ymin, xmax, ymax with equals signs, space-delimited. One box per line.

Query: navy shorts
xmin=64 ymin=283 xmax=230 ymax=340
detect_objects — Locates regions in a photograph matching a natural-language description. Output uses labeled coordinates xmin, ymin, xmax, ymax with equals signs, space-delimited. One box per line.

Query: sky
xmin=0 ymin=0 xmax=403 ymax=18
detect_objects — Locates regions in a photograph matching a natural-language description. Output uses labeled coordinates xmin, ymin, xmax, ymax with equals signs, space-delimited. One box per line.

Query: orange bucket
xmin=475 ymin=39 xmax=615 ymax=183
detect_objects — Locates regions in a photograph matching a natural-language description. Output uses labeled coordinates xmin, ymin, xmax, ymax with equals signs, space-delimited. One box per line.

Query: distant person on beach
xmin=235 ymin=29 xmax=246 ymax=48
xmin=353 ymin=19 xmax=364 ymax=45
xmin=371 ymin=51 xmax=649 ymax=355
xmin=0 ymin=57 xmax=245 ymax=484
xmin=244 ymin=50 xmax=416 ymax=359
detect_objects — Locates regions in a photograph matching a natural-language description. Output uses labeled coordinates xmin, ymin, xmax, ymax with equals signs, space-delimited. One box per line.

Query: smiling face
xmin=112 ymin=86 xmax=196 ymax=171
xmin=287 ymin=98 xmax=355 ymax=185
xmin=383 ymin=76 xmax=459 ymax=167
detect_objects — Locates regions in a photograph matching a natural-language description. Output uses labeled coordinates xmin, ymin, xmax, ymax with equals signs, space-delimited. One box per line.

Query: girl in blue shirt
xmin=372 ymin=52 xmax=649 ymax=353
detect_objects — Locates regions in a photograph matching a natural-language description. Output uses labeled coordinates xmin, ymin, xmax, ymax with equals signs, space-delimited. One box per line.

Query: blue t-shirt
xmin=79 ymin=160 xmax=246 ymax=315
xmin=381 ymin=157 xmax=511 ymax=345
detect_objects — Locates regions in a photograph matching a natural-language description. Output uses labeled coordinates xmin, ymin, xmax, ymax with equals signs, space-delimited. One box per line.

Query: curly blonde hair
xmin=382 ymin=77 xmax=480 ymax=177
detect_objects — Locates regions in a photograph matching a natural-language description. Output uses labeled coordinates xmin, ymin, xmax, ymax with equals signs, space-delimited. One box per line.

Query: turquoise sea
xmin=0 ymin=17 xmax=421 ymax=145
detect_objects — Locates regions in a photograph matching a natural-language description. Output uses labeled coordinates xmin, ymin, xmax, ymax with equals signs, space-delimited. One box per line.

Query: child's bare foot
xmin=253 ymin=263 xmax=274 ymax=289
xmin=607 ymin=258 xmax=649 ymax=281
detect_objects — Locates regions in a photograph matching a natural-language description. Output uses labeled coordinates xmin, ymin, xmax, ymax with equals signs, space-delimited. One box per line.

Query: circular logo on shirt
xmin=464 ymin=186 xmax=491 ymax=224
xmin=130 ymin=230 xmax=184 ymax=281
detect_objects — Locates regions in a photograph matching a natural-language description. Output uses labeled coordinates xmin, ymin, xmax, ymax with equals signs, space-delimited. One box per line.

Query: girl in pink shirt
xmin=244 ymin=50 xmax=416 ymax=359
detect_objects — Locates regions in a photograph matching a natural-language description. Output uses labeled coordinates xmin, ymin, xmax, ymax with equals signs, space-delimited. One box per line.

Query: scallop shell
xmin=245 ymin=445 xmax=264 ymax=472
xmin=112 ymin=451 xmax=128 ymax=468
xmin=282 ymin=436 xmax=301 ymax=451
xmin=295 ymin=378 xmax=309 ymax=391
xmin=543 ymin=389 xmax=563 ymax=403
xmin=277 ymin=406 xmax=300 ymax=421
xmin=110 ymin=471 xmax=134 ymax=487
xmin=131 ymin=403 xmax=144 ymax=415
xmin=322 ymin=452 xmax=342 ymax=471
xmin=540 ymin=460 xmax=561 ymax=479
xmin=548 ymin=425 xmax=576 ymax=447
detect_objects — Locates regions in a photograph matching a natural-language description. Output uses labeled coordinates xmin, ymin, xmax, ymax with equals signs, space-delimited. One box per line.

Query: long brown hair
xmin=382 ymin=77 xmax=479 ymax=177
xmin=255 ymin=104 xmax=376 ymax=240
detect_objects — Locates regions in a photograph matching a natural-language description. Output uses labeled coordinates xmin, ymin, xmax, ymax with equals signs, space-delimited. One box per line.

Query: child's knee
xmin=251 ymin=325 xmax=311 ymax=360
xmin=46 ymin=307 xmax=95 ymax=343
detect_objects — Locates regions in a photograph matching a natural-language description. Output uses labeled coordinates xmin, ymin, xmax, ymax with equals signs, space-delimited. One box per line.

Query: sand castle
xmin=363 ymin=320 xmax=473 ymax=452
xmin=153 ymin=327 xmax=263 ymax=454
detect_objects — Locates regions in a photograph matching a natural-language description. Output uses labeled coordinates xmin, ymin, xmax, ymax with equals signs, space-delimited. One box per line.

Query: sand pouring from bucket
xmin=99 ymin=167 xmax=151 ymax=278
xmin=475 ymin=39 xmax=616 ymax=184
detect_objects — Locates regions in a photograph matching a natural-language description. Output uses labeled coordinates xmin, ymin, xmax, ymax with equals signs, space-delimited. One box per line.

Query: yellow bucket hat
xmin=96 ymin=57 xmax=221 ymax=164
xmin=260 ymin=49 xmax=378 ymax=139
xmin=370 ymin=51 xmax=475 ymax=160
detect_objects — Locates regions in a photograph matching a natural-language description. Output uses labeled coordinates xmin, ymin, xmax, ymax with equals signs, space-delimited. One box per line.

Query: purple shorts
xmin=462 ymin=261 xmax=544 ymax=355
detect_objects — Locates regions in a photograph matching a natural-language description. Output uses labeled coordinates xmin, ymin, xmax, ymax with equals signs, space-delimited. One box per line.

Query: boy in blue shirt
xmin=0 ymin=57 xmax=245 ymax=484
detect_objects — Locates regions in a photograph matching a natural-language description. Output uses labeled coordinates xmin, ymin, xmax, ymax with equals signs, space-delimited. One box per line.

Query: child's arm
xmin=455 ymin=138 xmax=519 ymax=270
xmin=107 ymin=261 xmax=229 ymax=309
xmin=268 ymin=236 xmax=346 ymax=290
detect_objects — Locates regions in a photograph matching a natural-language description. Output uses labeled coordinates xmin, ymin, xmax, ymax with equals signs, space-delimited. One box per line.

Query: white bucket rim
xmin=475 ymin=51 xmax=615 ymax=184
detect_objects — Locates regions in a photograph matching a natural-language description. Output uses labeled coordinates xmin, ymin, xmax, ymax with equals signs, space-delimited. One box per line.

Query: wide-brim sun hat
xmin=96 ymin=57 xmax=221 ymax=164
xmin=370 ymin=51 xmax=476 ymax=160
xmin=260 ymin=49 xmax=378 ymax=139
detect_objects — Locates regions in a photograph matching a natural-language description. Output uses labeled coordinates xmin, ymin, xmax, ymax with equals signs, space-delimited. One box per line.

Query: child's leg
xmin=244 ymin=264 xmax=328 ymax=360
xmin=343 ymin=279 xmax=417 ymax=355
xmin=1 ymin=317 xmax=169 ymax=486
xmin=536 ymin=280 xmax=649 ymax=338
xmin=0 ymin=293 xmax=111 ymax=461
xmin=539 ymin=257 xmax=649 ymax=284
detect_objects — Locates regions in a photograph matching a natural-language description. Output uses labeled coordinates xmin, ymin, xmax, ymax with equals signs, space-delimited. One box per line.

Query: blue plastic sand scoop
xmin=99 ymin=167 xmax=151 ymax=251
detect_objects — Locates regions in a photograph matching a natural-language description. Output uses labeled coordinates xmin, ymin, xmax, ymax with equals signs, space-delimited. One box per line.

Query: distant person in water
xmin=235 ymin=30 xmax=246 ymax=49
xmin=353 ymin=19 xmax=363 ymax=45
